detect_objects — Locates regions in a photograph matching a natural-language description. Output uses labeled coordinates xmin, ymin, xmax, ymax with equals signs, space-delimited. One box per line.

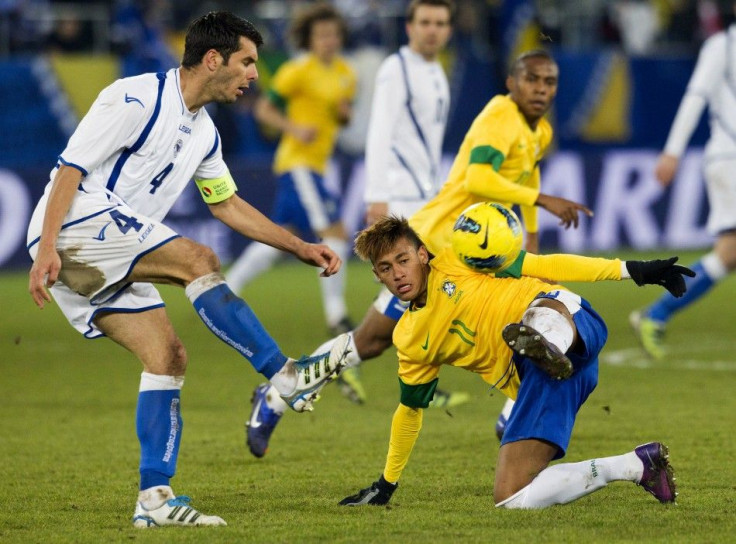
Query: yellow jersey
xmin=409 ymin=94 xmax=553 ymax=255
xmin=392 ymin=248 xmax=622 ymax=402
xmin=394 ymin=249 xmax=565 ymax=401
xmin=268 ymin=54 xmax=356 ymax=175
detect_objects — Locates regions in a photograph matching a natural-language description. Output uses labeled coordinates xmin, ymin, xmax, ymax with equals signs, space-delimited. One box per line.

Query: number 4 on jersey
xmin=150 ymin=162 xmax=173 ymax=194
xmin=109 ymin=209 xmax=144 ymax=234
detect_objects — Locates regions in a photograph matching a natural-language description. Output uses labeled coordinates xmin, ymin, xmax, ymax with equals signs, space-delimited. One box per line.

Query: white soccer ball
xmin=451 ymin=202 xmax=523 ymax=273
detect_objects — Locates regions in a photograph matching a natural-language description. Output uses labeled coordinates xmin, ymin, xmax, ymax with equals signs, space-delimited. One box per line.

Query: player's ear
xmin=505 ymin=74 xmax=514 ymax=93
xmin=418 ymin=246 xmax=429 ymax=265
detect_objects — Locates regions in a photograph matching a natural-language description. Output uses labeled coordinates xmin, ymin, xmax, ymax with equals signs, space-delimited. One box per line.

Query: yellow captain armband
xmin=195 ymin=172 xmax=237 ymax=204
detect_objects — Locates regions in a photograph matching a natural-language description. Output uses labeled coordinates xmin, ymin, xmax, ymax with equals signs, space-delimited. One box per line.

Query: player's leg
xmin=94 ymin=308 xmax=226 ymax=527
xmin=495 ymin=440 xmax=676 ymax=508
xmin=631 ymin=160 xmax=736 ymax=358
xmin=496 ymin=291 xmax=579 ymax=436
xmin=129 ymin=235 xmax=351 ymax=412
xmin=497 ymin=292 xmax=675 ymax=507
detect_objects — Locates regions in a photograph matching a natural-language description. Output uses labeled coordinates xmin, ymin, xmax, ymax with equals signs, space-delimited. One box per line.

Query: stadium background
xmin=0 ymin=0 xmax=721 ymax=271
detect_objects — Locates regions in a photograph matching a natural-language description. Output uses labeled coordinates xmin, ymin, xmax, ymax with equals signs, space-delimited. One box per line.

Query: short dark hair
xmin=406 ymin=0 xmax=456 ymax=23
xmin=508 ymin=49 xmax=556 ymax=77
xmin=354 ymin=216 xmax=425 ymax=264
xmin=290 ymin=2 xmax=347 ymax=51
xmin=182 ymin=11 xmax=263 ymax=68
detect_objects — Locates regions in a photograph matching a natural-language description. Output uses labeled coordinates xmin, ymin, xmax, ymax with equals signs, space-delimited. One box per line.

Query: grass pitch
xmin=1 ymin=251 xmax=736 ymax=543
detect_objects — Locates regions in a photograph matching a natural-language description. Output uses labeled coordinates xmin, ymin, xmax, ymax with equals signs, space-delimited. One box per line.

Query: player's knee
xmin=188 ymin=243 xmax=221 ymax=278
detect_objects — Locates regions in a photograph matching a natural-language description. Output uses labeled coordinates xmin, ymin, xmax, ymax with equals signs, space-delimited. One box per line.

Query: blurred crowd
xmin=2 ymin=0 xmax=735 ymax=61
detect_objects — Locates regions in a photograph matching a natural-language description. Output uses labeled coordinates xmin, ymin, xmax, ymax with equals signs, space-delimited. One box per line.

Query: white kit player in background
xmin=27 ymin=11 xmax=351 ymax=529
xmin=631 ymin=1 xmax=736 ymax=360
xmin=244 ymin=0 xmax=464 ymax=462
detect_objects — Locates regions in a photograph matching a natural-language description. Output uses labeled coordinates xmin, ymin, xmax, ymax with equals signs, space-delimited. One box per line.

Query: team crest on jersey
xmin=173 ymin=139 xmax=183 ymax=158
xmin=441 ymin=280 xmax=456 ymax=298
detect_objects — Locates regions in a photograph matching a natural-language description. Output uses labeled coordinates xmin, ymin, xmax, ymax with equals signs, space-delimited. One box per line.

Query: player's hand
xmin=296 ymin=242 xmax=342 ymax=277
xmin=654 ymin=153 xmax=678 ymax=187
xmin=625 ymin=257 xmax=696 ymax=297
xmin=365 ymin=202 xmax=389 ymax=226
xmin=29 ymin=245 xmax=61 ymax=308
xmin=339 ymin=475 xmax=397 ymax=506
xmin=535 ymin=194 xmax=593 ymax=229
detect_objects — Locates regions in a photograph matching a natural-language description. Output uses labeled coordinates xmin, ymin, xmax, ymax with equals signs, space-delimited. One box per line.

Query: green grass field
xmin=2 ymin=251 xmax=736 ymax=543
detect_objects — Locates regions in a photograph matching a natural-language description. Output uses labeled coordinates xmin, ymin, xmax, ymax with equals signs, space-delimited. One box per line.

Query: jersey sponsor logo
xmin=441 ymin=280 xmax=456 ymax=298
xmin=124 ymin=93 xmax=144 ymax=108
xmin=92 ymin=221 xmax=112 ymax=241
xmin=178 ymin=124 xmax=192 ymax=134
xmin=421 ymin=332 xmax=430 ymax=351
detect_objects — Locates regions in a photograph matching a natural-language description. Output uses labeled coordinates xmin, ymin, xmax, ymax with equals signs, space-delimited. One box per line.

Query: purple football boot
xmin=635 ymin=442 xmax=677 ymax=503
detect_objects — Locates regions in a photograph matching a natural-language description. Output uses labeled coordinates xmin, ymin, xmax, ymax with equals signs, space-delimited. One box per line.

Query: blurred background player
xmin=339 ymin=215 xmax=683 ymax=509
xmin=245 ymin=48 xmax=593 ymax=458
xmin=343 ymin=0 xmax=459 ymax=406
xmin=226 ymin=2 xmax=357 ymax=336
xmin=630 ymin=1 xmax=736 ymax=360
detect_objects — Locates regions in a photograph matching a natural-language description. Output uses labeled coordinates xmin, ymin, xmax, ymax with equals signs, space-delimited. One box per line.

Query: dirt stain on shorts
xmin=58 ymin=247 xmax=106 ymax=297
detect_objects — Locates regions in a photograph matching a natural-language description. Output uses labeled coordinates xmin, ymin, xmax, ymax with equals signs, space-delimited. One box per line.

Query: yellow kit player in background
xmin=339 ymin=214 xmax=689 ymax=509
xmin=227 ymin=2 xmax=357 ymax=335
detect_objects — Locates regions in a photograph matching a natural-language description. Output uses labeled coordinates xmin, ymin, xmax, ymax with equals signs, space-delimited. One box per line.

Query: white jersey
xmin=44 ymin=67 xmax=227 ymax=222
xmin=664 ymin=25 xmax=736 ymax=161
xmin=363 ymin=46 xmax=450 ymax=208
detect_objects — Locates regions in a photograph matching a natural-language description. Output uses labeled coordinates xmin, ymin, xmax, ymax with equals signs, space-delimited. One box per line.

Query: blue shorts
xmin=500 ymin=296 xmax=608 ymax=459
xmin=271 ymin=168 xmax=341 ymax=236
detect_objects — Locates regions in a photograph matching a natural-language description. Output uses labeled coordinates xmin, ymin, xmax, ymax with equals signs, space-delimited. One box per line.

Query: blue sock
xmin=646 ymin=260 xmax=714 ymax=324
xmin=137 ymin=388 xmax=182 ymax=490
xmin=188 ymin=282 xmax=287 ymax=379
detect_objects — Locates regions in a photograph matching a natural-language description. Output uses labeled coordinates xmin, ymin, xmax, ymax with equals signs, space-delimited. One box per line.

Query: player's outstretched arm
xmin=209 ymin=195 xmax=341 ymax=276
xmin=520 ymin=253 xmax=695 ymax=297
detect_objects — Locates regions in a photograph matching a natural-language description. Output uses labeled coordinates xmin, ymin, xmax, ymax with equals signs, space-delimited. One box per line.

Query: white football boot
xmin=132 ymin=486 xmax=226 ymax=528
xmin=279 ymin=332 xmax=352 ymax=412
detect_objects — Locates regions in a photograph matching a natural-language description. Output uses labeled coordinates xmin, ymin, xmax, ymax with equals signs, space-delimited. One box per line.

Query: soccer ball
xmin=451 ymin=202 xmax=523 ymax=273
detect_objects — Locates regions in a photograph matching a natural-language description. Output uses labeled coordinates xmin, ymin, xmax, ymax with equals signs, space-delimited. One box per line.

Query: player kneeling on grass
xmin=340 ymin=215 xmax=690 ymax=508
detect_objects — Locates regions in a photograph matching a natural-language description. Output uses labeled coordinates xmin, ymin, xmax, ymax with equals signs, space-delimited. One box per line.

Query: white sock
xmin=263 ymin=384 xmax=288 ymax=414
xmin=225 ymin=242 xmax=282 ymax=293
xmin=522 ymin=306 xmax=574 ymax=353
xmin=320 ymin=237 xmax=350 ymax=328
xmin=496 ymin=451 xmax=643 ymax=509
xmin=138 ymin=485 xmax=175 ymax=510
xmin=702 ymin=251 xmax=729 ymax=280
xmin=311 ymin=331 xmax=361 ymax=368
xmin=268 ymin=359 xmax=298 ymax=396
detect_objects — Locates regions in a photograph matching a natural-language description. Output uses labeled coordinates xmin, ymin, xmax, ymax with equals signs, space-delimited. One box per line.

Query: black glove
xmin=625 ymin=257 xmax=696 ymax=298
xmin=339 ymin=475 xmax=397 ymax=506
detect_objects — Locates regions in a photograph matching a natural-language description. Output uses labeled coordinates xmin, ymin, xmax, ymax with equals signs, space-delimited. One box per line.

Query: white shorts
xmin=704 ymin=159 xmax=736 ymax=234
xmin=27 ymin=189 xmax=179 ymax=338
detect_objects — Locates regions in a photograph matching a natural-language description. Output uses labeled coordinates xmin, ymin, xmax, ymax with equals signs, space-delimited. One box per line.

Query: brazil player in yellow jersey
xmin=243 ymin=49 xmax=593 ymax=457
xmin=227 ymin=3 xmax=357 ymax=334
xmin=339 ymin=214 xmax=691 ymax=508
